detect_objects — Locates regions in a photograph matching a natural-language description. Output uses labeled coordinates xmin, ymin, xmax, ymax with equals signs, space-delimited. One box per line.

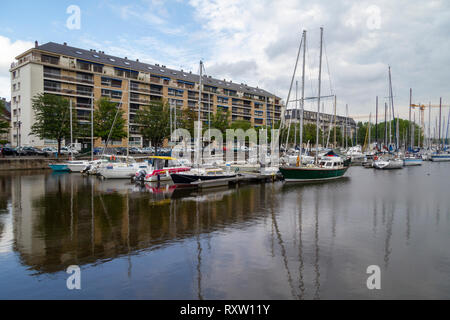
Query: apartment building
xmin=10 ymin=41 xmax=282 ymax=148
xmin=285 ymin=108 xmax=357 ymax=142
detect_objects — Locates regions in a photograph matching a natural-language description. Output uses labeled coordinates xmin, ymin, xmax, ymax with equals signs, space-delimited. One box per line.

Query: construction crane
xmin=410 ymin=103 xmax=450 ymax=138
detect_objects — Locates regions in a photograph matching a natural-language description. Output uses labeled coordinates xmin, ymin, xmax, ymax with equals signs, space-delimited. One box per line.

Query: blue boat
xmin=49 ymin=163 xmax=70 ymax=172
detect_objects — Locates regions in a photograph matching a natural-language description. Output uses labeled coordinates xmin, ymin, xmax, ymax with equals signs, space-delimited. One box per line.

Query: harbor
xmin=2 ymin=0 xmax=450 ymax=306
xmin=0 ymin=162 xmax=449 ymax=299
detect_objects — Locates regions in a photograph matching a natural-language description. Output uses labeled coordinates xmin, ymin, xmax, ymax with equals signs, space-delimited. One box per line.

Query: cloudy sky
xmin=1 ymin=0 xmax=450 ymax=125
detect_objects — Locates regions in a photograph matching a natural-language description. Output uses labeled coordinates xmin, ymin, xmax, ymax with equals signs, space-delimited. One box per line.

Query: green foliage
xmin=356 ymin=119 xmax=424 ymax=147
xmin=93 ymin=98 xmax=127 ymax=146
xmin=210 ymin=109 xmax=230 ymax=133
xmin=30 ymin=93 xmax=77 ymax=154
xmin=179 ymin=107 xmax=197 ymax=138
xmin=231 ymin=120 xmax=252 ymax=131
xmin=135 ymin=100 xmax=170 ymax=151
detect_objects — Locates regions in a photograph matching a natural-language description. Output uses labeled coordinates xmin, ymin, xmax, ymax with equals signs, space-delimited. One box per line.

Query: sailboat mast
xmin=384 ymin=102 xmax=388 ymax=148
xmin=333 ymin=95 xmax=337 ymax=147
xmin=299 ymin=30 xmax=306 ymax=164
xmin=294 ymin=80 xmax=298 ymax=148
xmin=375 ymin=96 xmax=378 ymax=149
xmin=315 ymin=27 xmax=324 ymax=164
xmin=408 ymin=88 xmax=413 ymax=148
xmin=197 ymin=60 xmax=203 ymax=166
xmin=70 ymin=99 xmax=73 ymax=160
xmin=439 ymin=97 xmax=442 ymax=151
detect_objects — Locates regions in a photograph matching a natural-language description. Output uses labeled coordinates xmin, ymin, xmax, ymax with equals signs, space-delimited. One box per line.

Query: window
xmin=93 ymin=65 xmax=103 ymax=73
xmin=101 ymin=77 xmax=122 ymax=88
xmin=101 ymin=89 xmax=122 ymax=99
xmin=42 ymin=55 xmax=60 ymax=65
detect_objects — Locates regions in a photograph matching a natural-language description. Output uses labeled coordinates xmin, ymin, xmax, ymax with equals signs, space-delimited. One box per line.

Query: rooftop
xmin=25 ymin=42 xmax=280 ymax=100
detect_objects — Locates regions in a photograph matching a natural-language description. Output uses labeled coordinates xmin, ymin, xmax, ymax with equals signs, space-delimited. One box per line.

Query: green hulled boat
xmin=280 ymin=156 xmax=350 ymax=182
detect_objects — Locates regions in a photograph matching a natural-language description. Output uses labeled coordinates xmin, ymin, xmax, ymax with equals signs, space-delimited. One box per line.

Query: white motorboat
xmin=134 ymin=156 xmax=191 ymax=182
xmin=373 ymin=157 xmax=404 ymax=169
xmin=430 ymin=152 xmax=450 ymax=162
xmin=67 ymin=160 xmax=91 ymax=173
xmin=403 ymin=155 xmax=423 ymax=166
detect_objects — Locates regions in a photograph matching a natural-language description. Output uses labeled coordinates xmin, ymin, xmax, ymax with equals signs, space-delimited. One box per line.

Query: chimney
xmin=35 ymin=41 xmax=38 ymax=48
xmin=136 ymin=59 xmax=139 ymax=62
xmin=64 ymin=42 xmax=67 ymax=46
xmin=125 ymin=57 xmax=128 ymax=60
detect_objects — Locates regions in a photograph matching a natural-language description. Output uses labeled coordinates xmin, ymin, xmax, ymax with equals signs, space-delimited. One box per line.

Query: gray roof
xmin=36 ymin=42 xmax=278 ymax=99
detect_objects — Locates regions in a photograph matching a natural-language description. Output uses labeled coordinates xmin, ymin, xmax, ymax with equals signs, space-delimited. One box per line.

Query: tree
xmin=210 ymin=109 xmax=230 ymax=136
xmin=135 ymin=100 xmax=170 ymax=154
xmin=179 ymin=107 xmax=197 ymax=138
xmin=230 ymin=120 xmax=252 ymax=131
xmin=0 ymin=100 xmax=9 ymax=143
xmin=94 ymin=98 xmax=127 ymax=149
xmin=30 ymin=93 xmax=77 ymax=155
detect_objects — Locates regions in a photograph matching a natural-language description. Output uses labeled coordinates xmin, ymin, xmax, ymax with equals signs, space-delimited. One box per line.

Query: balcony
xmin=43 ymin=72 xmax=94 ymax=85
xmin=130 ymin=97 xmax=151 ymax=104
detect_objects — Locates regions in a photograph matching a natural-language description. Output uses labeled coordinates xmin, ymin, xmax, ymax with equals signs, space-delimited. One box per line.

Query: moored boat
xmin=49 ymin=163 xmax=70 ymax=172
xmin=280 ymin=155 xmax=349 ymax=182
xmin=430 ymin=153 xmax=450 ymax=162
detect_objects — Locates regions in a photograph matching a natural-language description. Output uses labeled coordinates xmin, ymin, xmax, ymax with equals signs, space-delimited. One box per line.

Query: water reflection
xmin=0 ymin=163 xmax=449 ymax=299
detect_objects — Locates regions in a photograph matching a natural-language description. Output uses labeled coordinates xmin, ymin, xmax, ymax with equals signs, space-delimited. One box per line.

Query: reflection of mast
xmin=297 ymin=188 xmax=305 ymax=299
xmin=271 ymin=208 xmax=297 ymax=299
xmin=196 ymin=201 xmax=203 ymax=300
xmin=384 ymin=204 xmax=394 ymax=268
xmin=91 ymin=178 xmax=95 ymax=255
xmin=313 ymin=191 xmax=321 ymax=300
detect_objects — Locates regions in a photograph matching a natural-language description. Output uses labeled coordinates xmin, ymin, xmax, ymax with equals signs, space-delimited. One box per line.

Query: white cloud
xmin=0 ymin=36 xmax=34 ymax=100
xmin=187 ymin=0 xmax=450 ymax=120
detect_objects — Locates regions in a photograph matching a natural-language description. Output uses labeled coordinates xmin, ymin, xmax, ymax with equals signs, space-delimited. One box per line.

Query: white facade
xmin=10 ymin=63 xmax=44 ymax=147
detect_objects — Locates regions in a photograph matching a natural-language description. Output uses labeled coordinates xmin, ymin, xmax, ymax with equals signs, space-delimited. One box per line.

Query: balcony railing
xmin=43 ymin=72 xmax=94 ymax=85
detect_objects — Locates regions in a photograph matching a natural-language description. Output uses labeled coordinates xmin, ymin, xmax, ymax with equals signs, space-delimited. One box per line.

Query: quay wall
xmin=0 ymin=158 xmax=65 ymax=171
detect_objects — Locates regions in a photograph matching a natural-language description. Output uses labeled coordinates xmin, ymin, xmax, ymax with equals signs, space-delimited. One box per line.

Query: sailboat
xmin=279 ymin=28 xmax=350 ymax=182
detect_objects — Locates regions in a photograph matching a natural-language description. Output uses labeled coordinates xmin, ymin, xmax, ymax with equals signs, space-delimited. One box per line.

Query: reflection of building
xmin=285 ymin=108 xmax=357 ymax=141
xmin=9 ymin=175 xmax=274 ymax=274
xmin=10 ymin=41 xmax=282 ymax=148
xmin=0 ymin=98 xmax=11 ymax=143
xmin=11 ymin=174 xmax=47 ymax=263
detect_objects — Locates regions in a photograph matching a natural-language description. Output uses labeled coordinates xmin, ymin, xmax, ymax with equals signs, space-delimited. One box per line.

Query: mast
xmin=388 ymin=66 xmax=397 ymax=149
xmin=197 ymin=60 xmax=203 ymax=166
xmin=439 ymin=97 xmax=442 ymax=151
xmin=294 ymin=80 xmax=298 ymax=148
xmin=333 ymin=95 xmax=337 ymax=147
xmin=315 ymin=27 xmax=324 ymax=164
xmin=375 ymin=96 xmax=378 ymax=149
xmin=70 ymin=99 xmax=73 ymax=160
xmin=299 ymin=30 xmax=306 ymax=164
xmin=345 ymin=104 xmax=348 ymax=150
xmin=91 ymin=92 xmax=94 ymax=161
xmin=281 ymin=32 xmax=304 ymax=130
xmin=368 ymin=113 xmax=372 ymax=148
xmin=384 ymin=102 xmax=388 ymax=148
xmin=409 ymin=88 xmax=412 ymax=149
xmin=428 ymin=102 xmax=431 ymax=149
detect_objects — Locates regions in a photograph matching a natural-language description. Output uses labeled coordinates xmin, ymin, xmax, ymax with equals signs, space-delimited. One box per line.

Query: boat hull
xmin=67 ymin=161 xmax=90 ymax=172
xmin=99 ymin=166 xmax=137 ymax=179
xmin=49 ymin=164 xmax=70 ymax=172
xmin=373 ymin=159 xmax=403 ymax=169
xmin=171 ymin=173 xmax=237 ymax=185
xmin=403 ymin=159 xmax=423 ymax=166
xmin=431 ymin=155 xmax=450 ymax=162
xmin=279 ymin=166 xmax=348 ymax=182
